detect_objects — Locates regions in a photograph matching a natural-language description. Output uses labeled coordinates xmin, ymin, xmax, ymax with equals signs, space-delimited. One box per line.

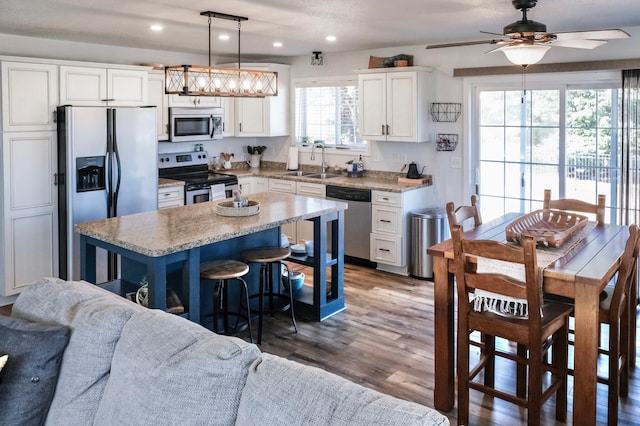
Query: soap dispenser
xmin=357 ymin=155 xmax=365 ymax=171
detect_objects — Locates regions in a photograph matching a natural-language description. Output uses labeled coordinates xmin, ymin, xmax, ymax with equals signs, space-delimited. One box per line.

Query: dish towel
xmin=474 ymin=257 xmax=545 ymax=319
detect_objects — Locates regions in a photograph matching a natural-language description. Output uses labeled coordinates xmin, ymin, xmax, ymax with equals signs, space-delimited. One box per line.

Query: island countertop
xmin=75 ymin=192 xmax=347 ymax=258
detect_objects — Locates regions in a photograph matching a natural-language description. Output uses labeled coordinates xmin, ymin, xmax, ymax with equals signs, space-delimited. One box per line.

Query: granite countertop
xmin=158 ymin=178 xmax=185 ymax=188
xmin=75 ymin=192 xmax=347 ymax=258
xmin=223 ymin=165 xmax=432 ymax=193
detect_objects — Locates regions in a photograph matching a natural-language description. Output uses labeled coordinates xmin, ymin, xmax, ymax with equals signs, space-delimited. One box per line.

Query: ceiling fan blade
xmin=551 ymin=39 xmax=607 ymax=49
xmin=554 ymin=29 xmax=630 ymax=41
xmin=480 ymin=30 xmax=505 ymax=36
xmin=426 ymin=40 xmax=499 ymax=49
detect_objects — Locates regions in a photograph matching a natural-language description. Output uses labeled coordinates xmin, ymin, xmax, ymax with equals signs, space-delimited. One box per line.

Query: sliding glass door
xmin=475 ymin=80 xmax=621 ymax=224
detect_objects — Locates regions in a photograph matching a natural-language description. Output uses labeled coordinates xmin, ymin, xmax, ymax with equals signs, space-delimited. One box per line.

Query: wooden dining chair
xmin=597 ymin=224 xmax=639 ymax=425
xmin=451 ymin=225 xmax=572 ymax=426
xmin=543 ymin=188 xmax=606 ymax=226
xmin=446 ymin=194 xmax=482 ymax=233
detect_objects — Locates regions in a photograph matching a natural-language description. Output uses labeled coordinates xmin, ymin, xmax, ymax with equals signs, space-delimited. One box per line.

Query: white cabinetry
xmin=168 ymin=94 xmax=221 ymax=108
xmin=148 ymin=71 xmax=169 ymax=141
xmin=268 ymin=178 xmax=297 ymax=243
xmin=1 ymin=61 xmax=58 ymax=132
xmin=218 ymin=63 xmax=290 ymax=137
xmin=358 ymin=67 xmax=431 ymax=142
xmin=1 ymin=132 xmax=58 ymax=295
xmin=158 ymin=184 xmax=184 ymax=210
xmin=59 ymin=66 xmax=148 ymax=106
xmin=267 ymin=178 xmax=325 ymax=244
xmin=238 ymin=176 xmax=267 ymax=195
xmin=295 ymin=182 xmax=325 ymax=244
xmin=370 ymin=187 xmax=430 ymax=275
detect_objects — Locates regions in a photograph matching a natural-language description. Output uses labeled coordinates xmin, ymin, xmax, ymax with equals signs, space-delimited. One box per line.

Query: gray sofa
xmin=4 ymin=278 xmax=448 ymax=425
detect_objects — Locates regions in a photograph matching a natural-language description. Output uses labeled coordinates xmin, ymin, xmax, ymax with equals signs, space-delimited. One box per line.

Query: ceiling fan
xmin=426 ymin=0 xmax=630 ymax=65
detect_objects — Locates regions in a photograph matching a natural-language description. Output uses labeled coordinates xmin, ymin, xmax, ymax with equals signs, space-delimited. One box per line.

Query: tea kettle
xmin=405 ymin=162 xmax=425 ymax=179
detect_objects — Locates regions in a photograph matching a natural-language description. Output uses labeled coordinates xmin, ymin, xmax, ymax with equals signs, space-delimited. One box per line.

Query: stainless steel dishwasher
xmin=326 ymin=185 xmax=373 ymax=264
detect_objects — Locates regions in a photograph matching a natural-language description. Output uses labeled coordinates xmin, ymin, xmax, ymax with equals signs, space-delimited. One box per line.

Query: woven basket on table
xmin=505 ymin=209 xmax=588 ymax=248
xmin=216 ymin=200 xmax=260 ymax=217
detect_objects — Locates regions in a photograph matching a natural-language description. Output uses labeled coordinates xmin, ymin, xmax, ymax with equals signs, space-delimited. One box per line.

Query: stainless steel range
xmin=158 ymin=151 xmax=238 ymax=205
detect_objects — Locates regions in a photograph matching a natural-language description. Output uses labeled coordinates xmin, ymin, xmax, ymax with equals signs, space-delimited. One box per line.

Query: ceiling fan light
xmin=501 ymin=44 xmax=550 ymax=65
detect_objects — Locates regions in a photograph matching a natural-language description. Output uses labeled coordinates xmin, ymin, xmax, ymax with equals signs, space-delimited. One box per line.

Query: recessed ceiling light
xmin=326 ymin=35 xmax=337 ymax=42
xmin=150 ymin=24 xmax=163 ymax=32
xmin=219 ymin=34 xmax=230 ymax=41
xmin=273 ymin=42 xmax=283 ymax=47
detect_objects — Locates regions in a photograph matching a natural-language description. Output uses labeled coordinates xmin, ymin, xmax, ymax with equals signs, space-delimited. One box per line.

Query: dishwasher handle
xmin=326 ymin=185 xmax=371 ymax=202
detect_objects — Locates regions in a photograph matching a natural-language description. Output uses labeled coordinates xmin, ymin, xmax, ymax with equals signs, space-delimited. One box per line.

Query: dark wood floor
xmin=2 ymin=263 xmax=639 ymax=425
xmin=258 ymin=262 xmax=640 ymax=425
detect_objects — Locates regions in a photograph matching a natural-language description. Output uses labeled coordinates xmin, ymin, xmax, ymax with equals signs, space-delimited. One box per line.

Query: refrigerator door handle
xmin=112 ymin=111 xmax=122 ymax=216
xmin=106 ymin=109 xmax=115 ymax=217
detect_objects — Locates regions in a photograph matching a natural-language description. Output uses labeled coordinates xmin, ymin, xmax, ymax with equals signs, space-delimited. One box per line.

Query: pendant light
xmin=165 ymin=11 xmax=278 ymax=97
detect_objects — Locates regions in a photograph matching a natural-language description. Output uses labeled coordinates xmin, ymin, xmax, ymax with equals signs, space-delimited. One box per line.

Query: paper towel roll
xmin=287 ymin=146 xmax=299 ymax=170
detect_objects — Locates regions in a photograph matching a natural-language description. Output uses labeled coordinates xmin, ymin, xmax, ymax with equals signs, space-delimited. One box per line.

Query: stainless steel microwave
xmin=169 ymin=107 xmax=223 ymax=142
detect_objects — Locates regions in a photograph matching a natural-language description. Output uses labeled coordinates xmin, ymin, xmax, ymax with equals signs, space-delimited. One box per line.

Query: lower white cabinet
xmin=238 ymin=176 xmax=267 ymax=195
xmin=369 ymin=187 xmax=430 ymax=275
xmin=268 ymin=178 xmax=297 ymax=243
xmin=267 ymin=179 xmax=325 ymax=244
xmin=1 ymin=131 xmax=58 ymax=296
xmin=158 ymin=184 xmax=184 ymax=210
xmin=295 ymin=182 xmax=325 ymax=244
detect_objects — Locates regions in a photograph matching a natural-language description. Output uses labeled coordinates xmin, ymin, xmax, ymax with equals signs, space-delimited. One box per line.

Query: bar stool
xmin=200 ymin=259 xmax=253 ymax=343
xmin=242 ymin=247 xmax=297 ymax=344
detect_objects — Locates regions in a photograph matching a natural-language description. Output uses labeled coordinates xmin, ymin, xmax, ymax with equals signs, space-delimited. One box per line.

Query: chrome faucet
xmin=310 ymin=142 xmax=327 ymax=174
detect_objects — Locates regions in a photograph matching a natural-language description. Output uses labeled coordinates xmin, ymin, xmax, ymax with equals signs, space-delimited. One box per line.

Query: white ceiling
xmin=1 ymin=0 xmax=639 ymax=60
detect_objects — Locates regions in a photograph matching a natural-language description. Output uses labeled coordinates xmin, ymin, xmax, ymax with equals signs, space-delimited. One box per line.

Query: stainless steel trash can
xmin=410 ymin=207 xmax=450 ymax=279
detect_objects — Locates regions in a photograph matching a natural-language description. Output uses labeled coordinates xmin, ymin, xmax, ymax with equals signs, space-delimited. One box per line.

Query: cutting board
xmin=397 ymin=176 xmax=429 ymax=185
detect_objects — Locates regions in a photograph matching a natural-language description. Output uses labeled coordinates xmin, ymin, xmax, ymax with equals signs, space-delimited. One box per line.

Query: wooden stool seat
xmin=200 ymin=259 xmax=253 ymax=343
xmin=242 ymin=246 xmax=297 ymax=344
xmin=200 ymin=259 xmax=250 ymax=280
xmin=242 ymin=247 xmax=291 ymax=263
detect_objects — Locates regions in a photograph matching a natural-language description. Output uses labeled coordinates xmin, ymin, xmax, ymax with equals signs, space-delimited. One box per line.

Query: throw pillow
xmin=0 ymin=354 xmax=7 ymax=373
xmin=0 ymin=315 xmax=70 ymax=426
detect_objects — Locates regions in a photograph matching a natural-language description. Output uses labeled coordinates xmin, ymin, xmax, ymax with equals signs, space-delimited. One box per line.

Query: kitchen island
xmin=74 ymin=192 xmax=347 ymax=324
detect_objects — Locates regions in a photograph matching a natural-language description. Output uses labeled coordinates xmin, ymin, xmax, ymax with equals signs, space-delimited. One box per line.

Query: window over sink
xmin=294 ymin=77 xmax=366 ymax=151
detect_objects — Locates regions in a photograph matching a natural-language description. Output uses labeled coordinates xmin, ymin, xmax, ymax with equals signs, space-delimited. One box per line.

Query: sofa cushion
xmin=236 ymin=353 xmax=449 ymax=426
xmin=0 ymin=315 xmax=70 ymax=426
xmin=94 ymin=309 xmax=261 ymax=426
xmin=11 ymin=277 xmax=144 ymax=425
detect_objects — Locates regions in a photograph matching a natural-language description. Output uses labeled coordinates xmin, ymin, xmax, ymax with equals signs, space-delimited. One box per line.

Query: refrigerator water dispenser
xmin=76 ymin=156 xmax=106 ymax=192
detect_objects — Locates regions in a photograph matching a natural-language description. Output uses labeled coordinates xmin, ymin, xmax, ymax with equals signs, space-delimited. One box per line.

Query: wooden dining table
xmin=427 ymin=212 xmax=629 ymax=425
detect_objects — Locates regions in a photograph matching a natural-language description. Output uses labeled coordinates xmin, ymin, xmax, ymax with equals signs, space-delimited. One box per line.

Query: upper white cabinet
xmin=148 ymin=71 xmax=169 ymax=141
xmin=59 ymin=65 xmax=148 ymax=106
xmin=218 ymin=63 xmax=290 ymax=137
xmin=222 ymin=97 xmax=235 ymax=138
xmin=1 ymin=61 xmax=58 ymax=132
xmin=358 ymin=68 xmax=432 ymax=143
xmin=168 ymin=94 xmax=221 ymax=108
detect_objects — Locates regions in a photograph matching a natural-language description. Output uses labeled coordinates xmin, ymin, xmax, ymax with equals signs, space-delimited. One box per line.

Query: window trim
xmin=291 ymin=76 xmax=368 ymax=155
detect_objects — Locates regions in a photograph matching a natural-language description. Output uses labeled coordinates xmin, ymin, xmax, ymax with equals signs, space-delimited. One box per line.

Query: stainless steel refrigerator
xmin=57 ymin=105 xmax=158 ymax=282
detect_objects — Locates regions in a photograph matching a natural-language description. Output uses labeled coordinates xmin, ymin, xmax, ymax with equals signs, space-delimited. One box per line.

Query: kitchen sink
xmin=282 ymin=171 xmax=317 ymax=177
xmin=307 ymin=173 xmax=341 ymax=179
